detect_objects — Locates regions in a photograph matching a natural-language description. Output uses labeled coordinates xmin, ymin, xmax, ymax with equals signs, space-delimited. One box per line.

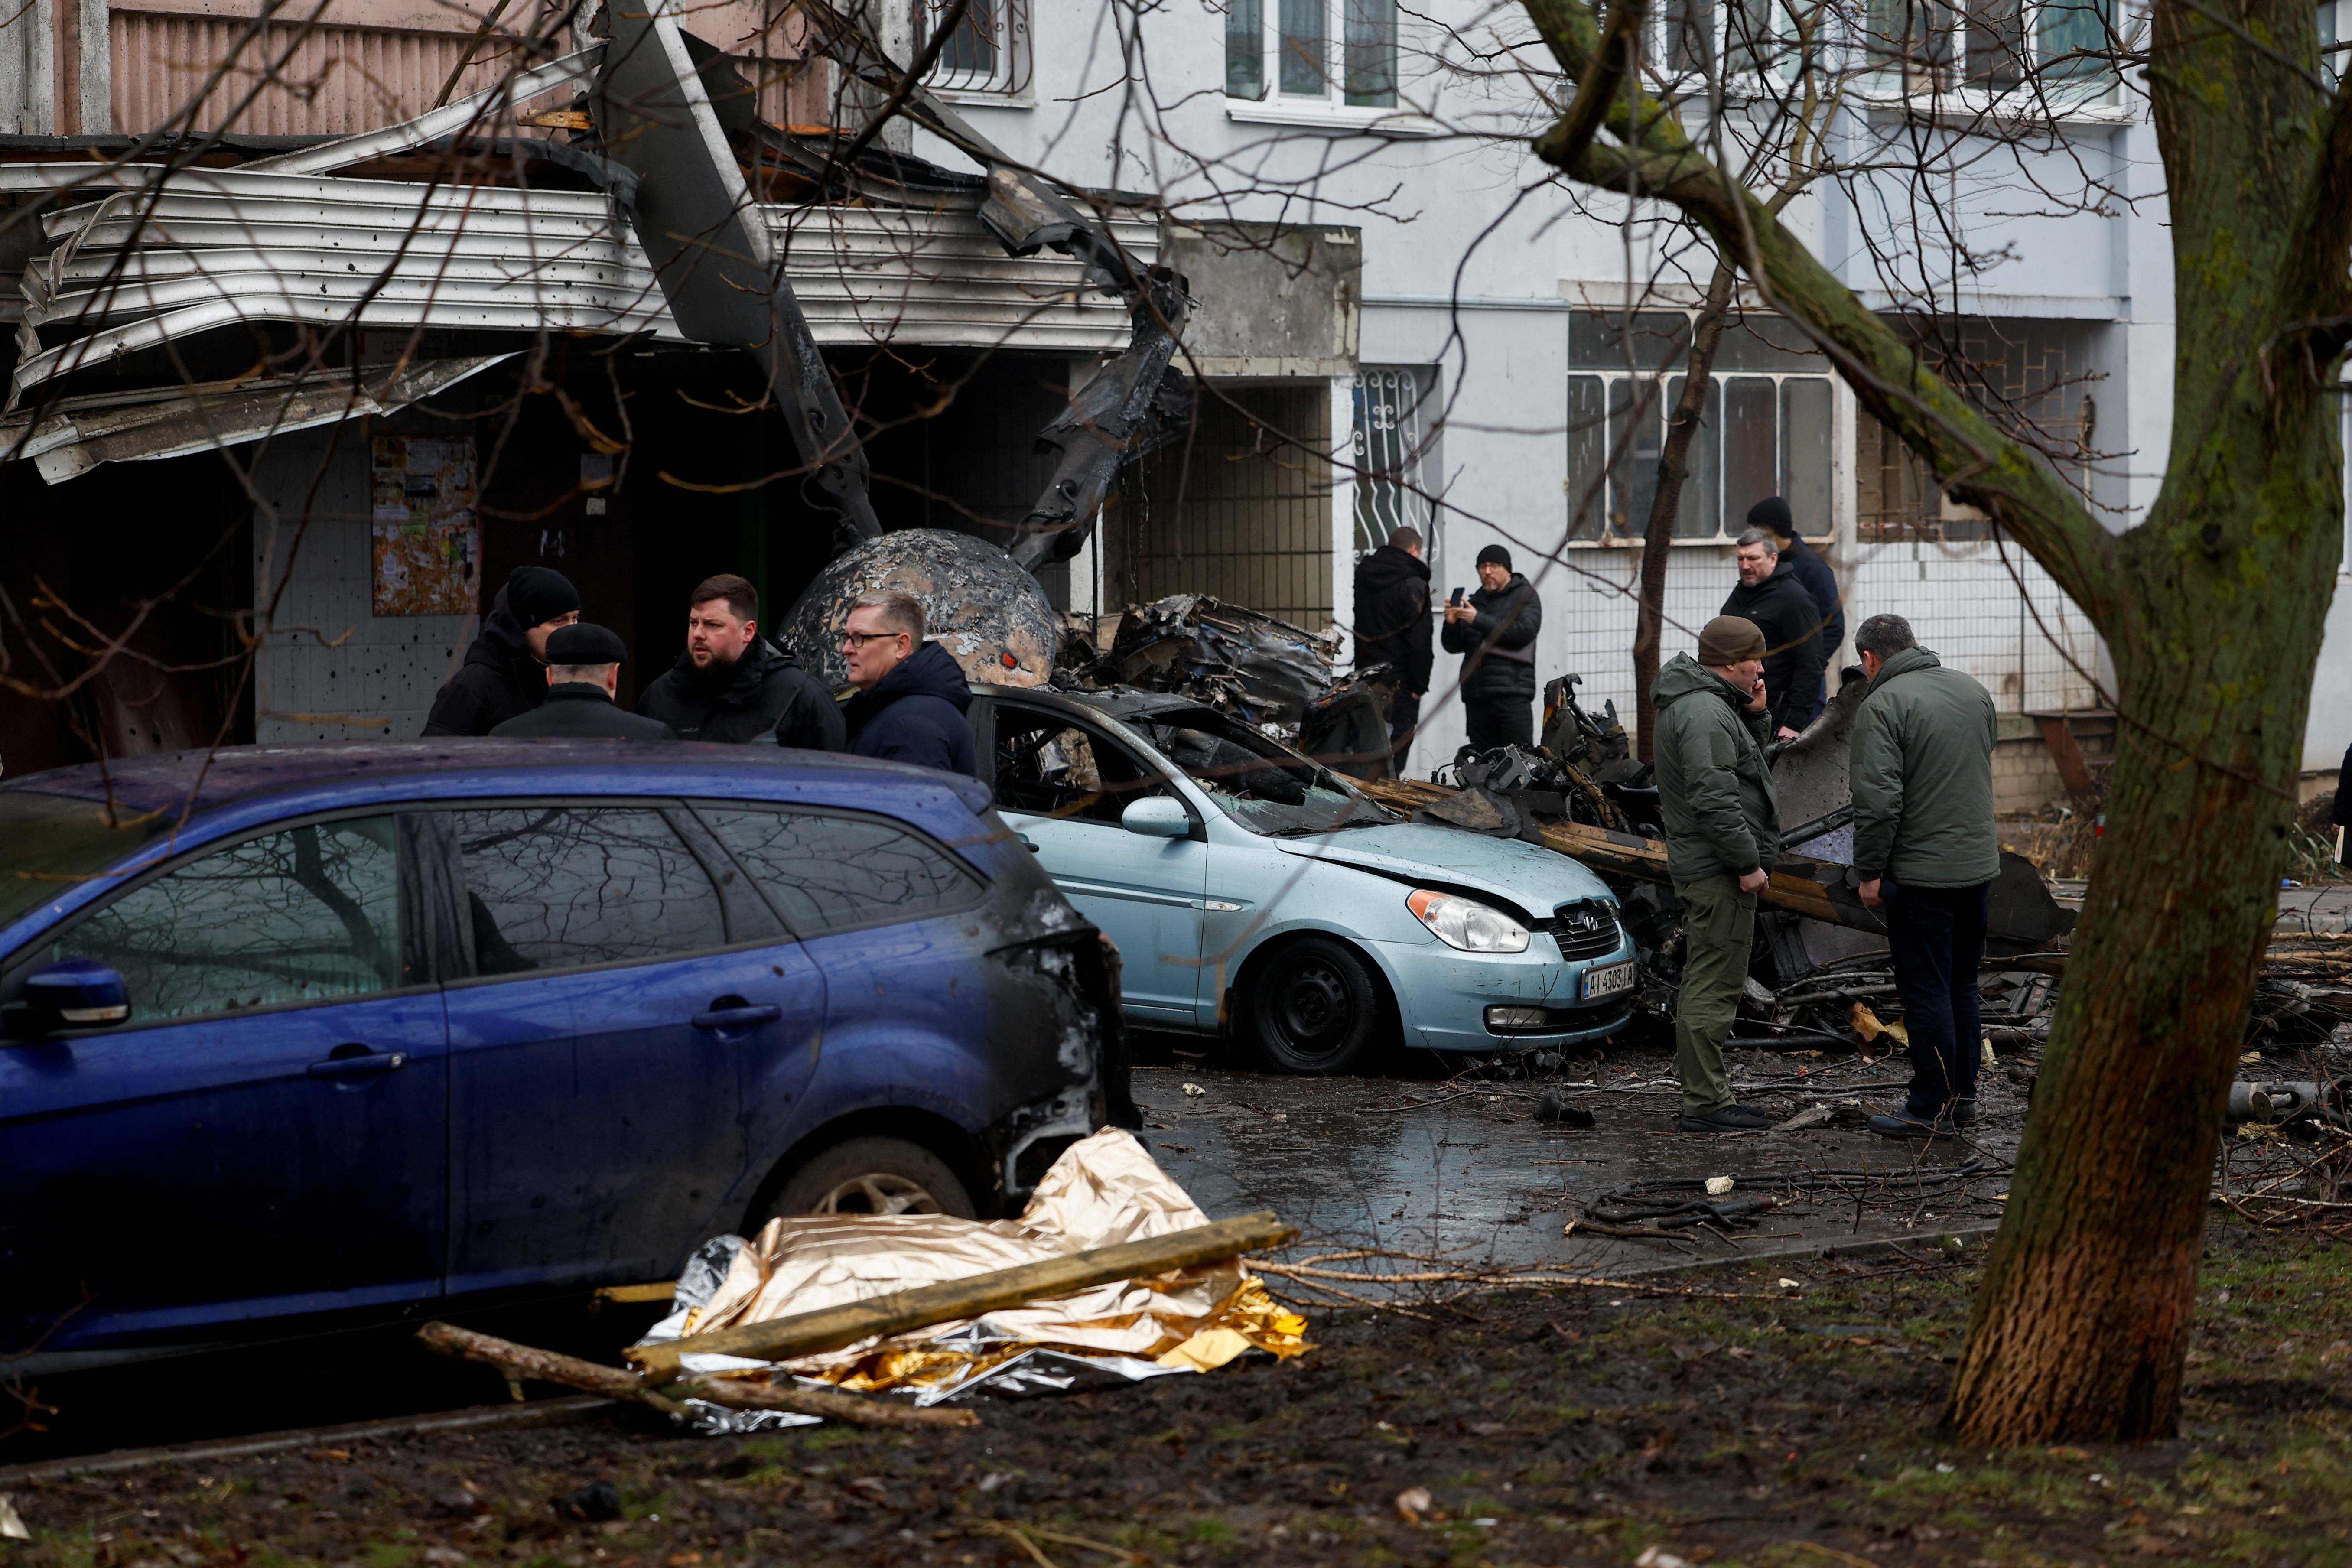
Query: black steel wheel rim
xmin=1269 ymin=955 xmax=1355 ymax=1056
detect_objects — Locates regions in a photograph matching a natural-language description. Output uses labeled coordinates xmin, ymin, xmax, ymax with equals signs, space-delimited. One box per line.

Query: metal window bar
xmin=1352 ymin=368 xmax=1428 ymax=554
xmin=926 ymin=0 xmax=1031 ymax=95
xmin=1567 ymin=369 xmax=1834 ymax=542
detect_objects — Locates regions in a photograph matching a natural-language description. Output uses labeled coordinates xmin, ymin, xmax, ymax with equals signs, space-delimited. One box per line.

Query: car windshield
xmin=0 ymin=790 xmax=183 ymax=933
xmin=1122 ymin=711 xmax=1397 ymax=838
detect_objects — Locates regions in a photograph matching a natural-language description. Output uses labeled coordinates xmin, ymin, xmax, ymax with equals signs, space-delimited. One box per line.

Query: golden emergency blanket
xmin=674 ymin=1128 xmax=1306 ymax=1394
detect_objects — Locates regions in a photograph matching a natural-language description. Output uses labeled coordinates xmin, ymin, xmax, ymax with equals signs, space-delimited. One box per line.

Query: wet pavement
xmin=1133 ymin=1036 xmax=2024 ymax=1287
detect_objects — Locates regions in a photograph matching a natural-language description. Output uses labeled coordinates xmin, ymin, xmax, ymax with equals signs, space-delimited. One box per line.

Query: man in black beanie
xmin=490 ymin=625 xmax=677 ymax=740
xmin=423 ymin=566 xmax=581 ymax=736
xmin=1439 ymin=543 xmax=1542 ymax=751
xmin=1747 ymin=495 xmax=1843 ymax=712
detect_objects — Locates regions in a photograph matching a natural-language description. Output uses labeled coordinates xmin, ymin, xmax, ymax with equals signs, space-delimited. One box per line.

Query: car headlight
xmin=1406 ymin=889 xmax=1529 ymax=953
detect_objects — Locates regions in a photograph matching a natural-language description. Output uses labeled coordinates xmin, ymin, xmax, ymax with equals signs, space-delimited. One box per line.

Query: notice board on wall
xmin=371 ymin=436 xmax=480 ymax=616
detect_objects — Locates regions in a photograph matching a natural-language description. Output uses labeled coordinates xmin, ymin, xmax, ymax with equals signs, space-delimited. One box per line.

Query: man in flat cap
xmin=1651 ymin=615 xmax=1782 ymax=1133
xmin=1439 ymin=543 xmax=1543 ymax=752
xmin=424 ymin=565 xmax=581 ymax=736
xmin=490 ymin=625 xmax=677 ymax=740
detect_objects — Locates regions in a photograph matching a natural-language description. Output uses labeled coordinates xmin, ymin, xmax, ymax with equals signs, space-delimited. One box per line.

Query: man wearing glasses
xmin=839 ymin=590 xmax=979 ymax=777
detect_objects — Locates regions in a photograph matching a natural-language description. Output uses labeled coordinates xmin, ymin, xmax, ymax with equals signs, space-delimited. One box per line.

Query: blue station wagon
xmin=0 ymin=742 xmax=1128 ymax=1370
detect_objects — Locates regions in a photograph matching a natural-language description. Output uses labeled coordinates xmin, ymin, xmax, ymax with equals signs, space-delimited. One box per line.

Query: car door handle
xmin=693 ymin=1004 xmax=784 ymax=1031
xmin=1016 ymin=834 xmax=1039 ymax=852
xmin=308 ymin=1051 xmax=408 ymax=1080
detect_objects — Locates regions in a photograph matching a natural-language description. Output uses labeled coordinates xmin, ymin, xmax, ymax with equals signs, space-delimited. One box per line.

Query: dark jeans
xmin=1884 ymin=879 xmax=1991 ymax=1118
xmin=1388 ymin=690 xmax=1422 ymax=754
xmin=1464 ymin=696 xmax=1533 ymax=753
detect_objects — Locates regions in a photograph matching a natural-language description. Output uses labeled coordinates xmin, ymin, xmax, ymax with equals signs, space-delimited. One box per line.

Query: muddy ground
xmin=5 ymin=1220 xmax=2348 ymax=1568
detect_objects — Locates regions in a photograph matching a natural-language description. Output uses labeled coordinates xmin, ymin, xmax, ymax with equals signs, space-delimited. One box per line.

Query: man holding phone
xmin=1440 ymin=544 xmax=1542 ymax=751
xmin=1650 ymin=615 xmax=1783 ymax=1132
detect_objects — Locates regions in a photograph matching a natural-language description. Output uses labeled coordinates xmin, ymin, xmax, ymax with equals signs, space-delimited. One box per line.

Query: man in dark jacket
xmin=422 ymin=565 xmax=579 ymax=736
xmin=637 ymin=573 xmax=845 ymax=749
xmin=1353 ymin=526 xmax=1434 ymax=758
xmin=1651 ymin=616 xmax=1781 ymax=1134
xmin=1749 ymin=496 xmax=1843 ymax=706
xmin=490 ymin=625 xmax=677 ymax=740
xmin=1439 ymin=544 xmax=1542 ymax=752
xmin=1848 ymin=613 xmax=2000 ymax=1139
xmin=1720 ymin=528 xmax=1827 ymax=738
xmin=840 ymin=590 xmax=979 ymax=776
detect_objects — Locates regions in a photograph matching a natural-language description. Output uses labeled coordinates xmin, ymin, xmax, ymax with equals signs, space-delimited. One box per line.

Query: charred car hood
xmin=1269 ymin=824 xmax=1616 ymax=919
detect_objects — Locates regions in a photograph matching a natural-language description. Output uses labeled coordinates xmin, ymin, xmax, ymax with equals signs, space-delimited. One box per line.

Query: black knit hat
xmin=546 ymin=622 xmax=628 ymax=666
xmin=505 ymin=565 xmax=581 ymax=628
xmin=1474 ymin=544 xmax=1513 ymax=571
xmin=1746 ymin=495 xmax=1795 ymax=540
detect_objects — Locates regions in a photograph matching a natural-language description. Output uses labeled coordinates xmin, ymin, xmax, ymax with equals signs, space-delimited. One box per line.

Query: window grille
xmin=925 ymin=0 xmax=1031 ymax=96
xmin=1352 ymin=368 xmax=1433 ymax=556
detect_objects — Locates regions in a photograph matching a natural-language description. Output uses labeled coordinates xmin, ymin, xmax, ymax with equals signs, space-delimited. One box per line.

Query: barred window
xmin=924 ymin=0 xmax=1031 ymax=96
xmin=1351 ymin=366 xmax=1436 ymax=556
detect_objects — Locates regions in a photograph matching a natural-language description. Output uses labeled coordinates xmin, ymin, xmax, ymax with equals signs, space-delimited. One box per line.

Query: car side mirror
xmin=1121 ymin=797 xmax=1191 ymax=839
xmin=4 ymin=959 xmax=131 ymax=1040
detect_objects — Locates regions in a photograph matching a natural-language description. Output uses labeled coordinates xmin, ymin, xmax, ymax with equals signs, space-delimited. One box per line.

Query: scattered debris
xmin=1704 ymin=1176 xmax=1735 ymax=1196
xmin=1392 ymin=1486 xmax=1433 ymax=1522
xmin=1096 ymin=595 xmax=1338 ymax=731
xmin=416 ymin=1133 xmax=1298 ymax=1433
xmin=1533 ymin=1088 xmax=1596 ymax=1127
xmin=0 ymin=1495 xmax=30 ymax=1539
xmin=552 ymin=1481 xmax=621 ymax=1523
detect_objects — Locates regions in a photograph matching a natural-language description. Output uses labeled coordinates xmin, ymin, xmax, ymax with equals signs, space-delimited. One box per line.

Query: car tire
xmin=1246 ymin=936 xmax=1389 ymax=1075
xmin=755 ymin=1137 xmax=977 ymax=1223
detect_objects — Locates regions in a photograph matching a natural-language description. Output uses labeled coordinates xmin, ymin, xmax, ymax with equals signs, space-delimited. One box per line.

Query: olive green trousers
xmin=1672 ymin=874 xmax=1756 ymax=1116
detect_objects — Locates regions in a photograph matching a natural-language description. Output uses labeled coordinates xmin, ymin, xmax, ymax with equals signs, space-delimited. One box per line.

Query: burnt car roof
xmin=0 ymin=740 xmax=982 ymax=823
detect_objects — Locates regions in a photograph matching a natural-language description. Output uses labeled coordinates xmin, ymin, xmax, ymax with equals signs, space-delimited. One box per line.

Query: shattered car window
xmin=994 ymin=712 xmax=1174 ymax=825
xmin=455 ymin=807 xmax=723 ymax=975
xmin=1124 ymin=712 xmax=1396 ymax=838
xmin=696 ymin=806 xmax=985 ymax=936
xmin=53 ymin=817 xmax=399 ymax=1020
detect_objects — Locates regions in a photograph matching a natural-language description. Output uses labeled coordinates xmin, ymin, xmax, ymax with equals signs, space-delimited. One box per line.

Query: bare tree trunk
xmin=1520 ymin=0 xmax=2352 ymax=1441
xmin=1631 ymin=262 xmax=1738 ymax=761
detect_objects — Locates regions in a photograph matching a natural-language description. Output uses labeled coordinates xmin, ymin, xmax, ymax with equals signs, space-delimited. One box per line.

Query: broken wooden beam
xmin=416 ymin=1321 xmax=977 ymax=1430
xmin=625 ymin=1209 xmax=1297 ymax=1382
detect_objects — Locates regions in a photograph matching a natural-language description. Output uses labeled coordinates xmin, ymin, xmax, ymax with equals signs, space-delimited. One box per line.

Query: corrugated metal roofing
xmin=4 ymin=165 xmax=1158 ymax=403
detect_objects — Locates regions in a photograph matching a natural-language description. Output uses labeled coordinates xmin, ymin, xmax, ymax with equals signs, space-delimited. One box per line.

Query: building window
xmin=924 ymin=0 xmax=1031 ymax=96
xmin=1565 ymin=311 xmax=1835 ymax=544
xmin=1862 ymin=0 xmax=2117 ymax=96
xmin=1352 ymin=367 xmax=1435 ymax=555
xmin=1225 ymin=0 xmax=1396 ymax=107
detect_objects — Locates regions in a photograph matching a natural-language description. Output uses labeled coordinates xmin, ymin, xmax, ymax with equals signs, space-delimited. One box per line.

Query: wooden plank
xmin=625 ymin=1210 xmax=1296 ymax=1381
xmin=1360 ymin=777 xmax=1884 ymax=933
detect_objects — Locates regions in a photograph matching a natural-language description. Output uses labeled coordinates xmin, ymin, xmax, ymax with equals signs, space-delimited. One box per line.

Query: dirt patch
xmin=6 ymin=1223 xmax=2348 ymax=1568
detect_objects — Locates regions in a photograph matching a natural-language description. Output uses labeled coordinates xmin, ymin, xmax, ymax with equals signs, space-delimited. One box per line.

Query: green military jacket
xmin=1650 ymin=652 xmax=1780 ymax=884
xmin=1849 ymin=645 xmax=2001 ymax=888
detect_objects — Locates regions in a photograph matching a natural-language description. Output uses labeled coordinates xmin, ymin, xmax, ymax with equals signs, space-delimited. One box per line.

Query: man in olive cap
xmin=1650 ymin=615 xmax=1783 ymax=1133
xmin=489 ymin=625 xmax=677 ymax=740
xmin=424 ymin=565 xmax=582 ymax=736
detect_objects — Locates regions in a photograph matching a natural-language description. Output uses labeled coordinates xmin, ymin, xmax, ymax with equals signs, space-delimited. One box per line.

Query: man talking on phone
xmin=1651 ymin=615 xmax=1782 ymax=1132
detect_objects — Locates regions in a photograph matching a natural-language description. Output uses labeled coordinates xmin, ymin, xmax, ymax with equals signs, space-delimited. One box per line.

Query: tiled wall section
xmin=253 ymin=428 xmax=474 ymax=743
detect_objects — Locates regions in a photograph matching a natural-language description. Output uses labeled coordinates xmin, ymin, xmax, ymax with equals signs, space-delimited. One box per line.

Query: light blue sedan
xmin=965 ymin=688 xmax=1635 ymax=1074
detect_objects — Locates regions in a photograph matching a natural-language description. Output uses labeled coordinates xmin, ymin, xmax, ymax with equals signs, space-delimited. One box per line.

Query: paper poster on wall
xmin=371 ymin=436 xmax=480 ymax=616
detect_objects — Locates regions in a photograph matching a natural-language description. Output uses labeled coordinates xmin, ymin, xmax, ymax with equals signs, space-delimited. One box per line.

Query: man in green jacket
xmin=1651 ymin=616 xmax=1783 ymax=1132
xmin=1848 ymin=613 xmax=2000 ymax=1139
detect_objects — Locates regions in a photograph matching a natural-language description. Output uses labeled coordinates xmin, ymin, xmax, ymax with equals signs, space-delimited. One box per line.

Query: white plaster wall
xmin=252 ymin=427 xmax=476 ymax=742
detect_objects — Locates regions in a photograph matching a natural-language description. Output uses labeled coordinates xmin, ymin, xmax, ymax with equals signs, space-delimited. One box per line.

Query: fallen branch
xmin=628 ymin=1210 xmax=1296 ymax=1380
xmin=416 ymin=1322 xmax=976 ymax=1429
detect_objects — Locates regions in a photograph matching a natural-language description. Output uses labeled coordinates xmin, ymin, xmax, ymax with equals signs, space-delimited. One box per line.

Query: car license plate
xmin=1580 ymin=961 xmax=1635 ymax=1000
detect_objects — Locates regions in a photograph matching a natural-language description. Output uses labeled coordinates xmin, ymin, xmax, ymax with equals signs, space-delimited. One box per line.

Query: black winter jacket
xmin=1352 ymin=543 xmax=1434 ymax=693
xmin=844 ymin=641 xmax=979 ymax=776
xmin=1779 ymin=534 xmax=1845 ymax=664
xmin=637 ymin=638 xmax=846 ymax=749
xmin=1720 ymin=560 xmax=1828 ymax=734
xmin=490 ymin=684 xmax=679 ymax=741
xmin=422 ymin=589 xmax=546 ymax=737
xmin=1438 ymin=573 xmax=1542 ymax=703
